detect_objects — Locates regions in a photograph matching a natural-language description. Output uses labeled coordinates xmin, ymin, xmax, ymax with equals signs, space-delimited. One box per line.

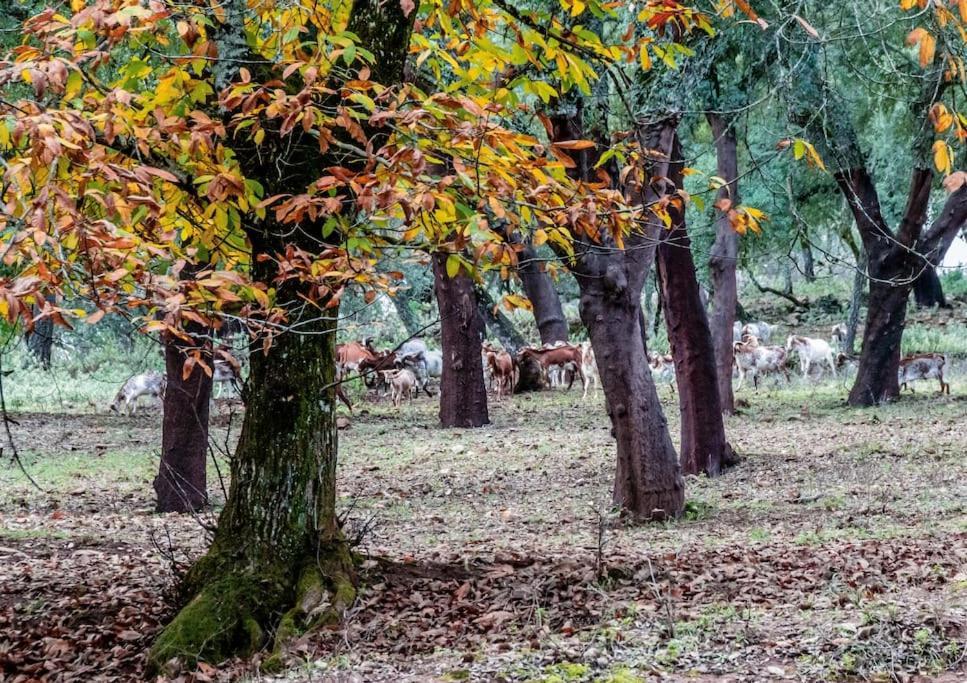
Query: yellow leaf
xmin=933 ymin=139 xmax=953 ymax=174
xmin=639 ymin=45 xmax=652 ymax=71
xmin=446 ymin=254 xmax=460 ymax=278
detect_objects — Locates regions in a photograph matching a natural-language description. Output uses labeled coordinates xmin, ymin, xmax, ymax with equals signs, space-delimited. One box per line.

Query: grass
xmin=1 ymin=346 xmax=965 ymax=682
xmin=2 ymin=337 xmax=162 ymax=413
xmin=901 ymin=322 xmax=967 ymax=357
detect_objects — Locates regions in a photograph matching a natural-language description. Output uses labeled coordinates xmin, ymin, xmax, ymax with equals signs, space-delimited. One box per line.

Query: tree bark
xmin=517 ymin=247 xmax=569 ymax=344
xmin=433 ymin=254 xmax=489 ymax=428
xmin=656 ymin=133 xmax=735 ymax=477
xmin=844 ymin=251 xmax=866 ymax=355
xmin=913 ymin=265 xmax=947 ymax=308
xmin=149 ymin=0 xmax=414 ymax=670
xmin=26 ymin=306 xmax=53 ymax=370
xmin=847 ymin=279 xmax=909 ymax=404
xmin=475 ymin=285 xmax=527 ymax=352
xmin=577 ymin=262 xmax=684 ymax=520
xmin=800 ymin=239 xmax=816 ymax=281
xmin=148 ymin=259 xmax=353 ymax=672
xmin=544 ymin=96 xmax=684 ymax=520
xmin=706 ymin=113 xmax=739 ymax=415
xmin=154 ymin=328 xmax=212 ymax=513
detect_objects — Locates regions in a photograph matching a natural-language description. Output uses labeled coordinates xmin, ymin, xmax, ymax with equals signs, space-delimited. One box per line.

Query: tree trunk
xmin=389 ymin=289 xmax=422 ymax=338
xmin=847 ymin=279 xmax=909 ymax=406
xmin=26 ymin=307 xmax=53 ymax=370
xmin=433 ymin=254 xmax=489 ymax=428
xmin=656 ymin=134 xmax=735 ymax=477
xmin=517 ymin=248 xmax=569 ymax=344
xmin=706 ymin=113 xmax=739 ymax=415
xmin=154 ymin=329 xmax=212 ymax=513
xmin=148 ymin=272 xmax=352 ymax=672
xmin=913 ymin=264 xmax=947 ymax=308
xmin=578 ymin=270 xmax=684 ymax=520
xmin=475 ymin=285 xmax=527 ymax=352
xmin=800 ymin=239 xmax=816 ymax=281
xmin=844 ymin=251 xmax=866 ymax=355
xmin=149 ymin=0 xmax=415 ymax=670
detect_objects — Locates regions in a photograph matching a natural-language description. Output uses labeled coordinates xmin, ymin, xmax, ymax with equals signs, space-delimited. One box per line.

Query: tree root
xmin=147 ymin=543 xmax=355 ymax=676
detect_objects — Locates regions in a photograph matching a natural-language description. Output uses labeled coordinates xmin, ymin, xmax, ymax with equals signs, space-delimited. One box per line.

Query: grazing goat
xmin=835 ymin=352 xmax=859 ymax=373
xmin=518 ymin=344 xmax=587 ymax=392
xmin=358 ymin=349 xmax=399 ymax=392
xmin=580 ymin=341 xmax=599 ymax=400
xmin=397 ymin=338 xmax=435 ymax=397
xmin=785 ymin=335 xmax=836 ymax=379
xmin=741 ymin=321 xmax=775 ymax=344
xmin=382 ymin=368 xmax=417 ymax=407
xmin=898 ymin=353 xmax=949 ymax=394
xmin=424 ymin=350 xmax=442 ymax=379
xmin=110 ymin=371 xmax=166 ymax=415
xmin=336 ymin=340 xmax=376 ymax=374
xmin=733 ymin=336 xmax=789 ymax=390
xmin=482 ymin=342 xmax=516 ymax=399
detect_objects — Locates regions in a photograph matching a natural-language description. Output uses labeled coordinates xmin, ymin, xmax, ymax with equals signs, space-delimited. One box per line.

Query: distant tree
xmin=434 ymin=255 xmax=489 ymax=427
xmin=776 ymin=5 xmax=967 ymax=405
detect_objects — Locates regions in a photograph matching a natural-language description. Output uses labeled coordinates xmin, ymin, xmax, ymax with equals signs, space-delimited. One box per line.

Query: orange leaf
xmin=552 ymin=139 xmax=596 ymax=150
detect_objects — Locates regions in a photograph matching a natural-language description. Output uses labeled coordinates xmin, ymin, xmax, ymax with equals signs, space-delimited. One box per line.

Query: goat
xmin=580 ymin=341 xmax=599 ymax=400
xmin=336 ymin=340 xmax=376 ymax=374
xmin=110 ymin=371 xmax=166 ymax=415
xmin=424 ymin=350 xmax=442 ymax=379
xmin=898 ymin=353 xmax=949 ymax=394
xmin=358 ymin=349 xmax=398 ymax=393
xmin=397 ymin=338 xmax=434 ymax=397
xmin=733 ymin=336 xmax=789 ymax=390
xmin=382 ymin=368 xmax=417 ymax=407
xmin=785 ymin=335 xmax=836 ymax=379
xmin=741 ymin=321 xmax=775 ymax=344
xmin=482 ymin=342 xmax=516 ymax=399
xmin=518 ymin=344 xmax=587 ymax=392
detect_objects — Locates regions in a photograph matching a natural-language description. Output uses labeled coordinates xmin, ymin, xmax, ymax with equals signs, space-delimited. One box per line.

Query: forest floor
xmin=1 ymin=378 xmax=965 ymax=682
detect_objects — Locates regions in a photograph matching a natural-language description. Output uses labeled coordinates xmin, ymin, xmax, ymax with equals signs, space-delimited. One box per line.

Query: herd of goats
xmin=105 ymin=319 xmax=952 ymax=415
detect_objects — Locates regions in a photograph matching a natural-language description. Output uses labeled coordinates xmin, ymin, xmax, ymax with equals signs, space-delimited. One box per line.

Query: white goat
xmin=785 ymin=335 xmax=836 ymax=379
xmin=382 ymin=368 xmax=417 ymax=407
xmin=733 ymin=336 xmax=789 ymax=390
xmin=110 ymin=371 xmax=166 ymax=415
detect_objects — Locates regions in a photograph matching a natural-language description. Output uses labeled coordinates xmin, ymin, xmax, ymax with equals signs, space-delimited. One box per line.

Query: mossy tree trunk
xmin=149 ymin=0 xmax=415 ymax=671
xmin=148 ymin=253 xmax=353 ymax=673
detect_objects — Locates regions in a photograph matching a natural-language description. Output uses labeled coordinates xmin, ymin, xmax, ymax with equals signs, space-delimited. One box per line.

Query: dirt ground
xmin=1 ymin=383 xmax=965 ymax=682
